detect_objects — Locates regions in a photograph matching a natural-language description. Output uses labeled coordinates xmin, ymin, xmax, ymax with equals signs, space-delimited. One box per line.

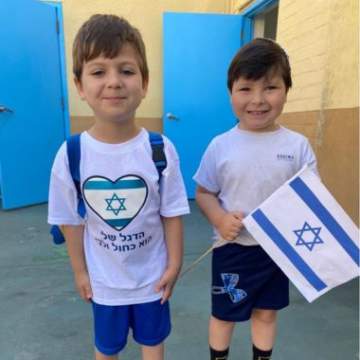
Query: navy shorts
xmin=91 ymin=299 xmax=171 ymax=356
xmin=212 ymin=243 xmax=289 ymax=322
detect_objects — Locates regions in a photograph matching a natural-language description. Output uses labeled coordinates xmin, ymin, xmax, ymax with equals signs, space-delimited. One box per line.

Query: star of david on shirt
xmin=105 ymin=193 xmax=126 ymax=215
xmin=294 ymin=221 xmax=324 ymax=251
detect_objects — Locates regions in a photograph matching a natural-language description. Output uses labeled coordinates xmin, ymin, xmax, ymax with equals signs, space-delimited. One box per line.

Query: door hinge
xmin=56 ymin=19 xmax=60 ymax=34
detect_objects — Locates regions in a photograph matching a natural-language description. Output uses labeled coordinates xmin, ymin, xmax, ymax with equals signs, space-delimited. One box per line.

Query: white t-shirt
xmin=48 ymin=128 xmax=189 ymax=305
xmin=193 ymin=125 xmax=318 ymax=247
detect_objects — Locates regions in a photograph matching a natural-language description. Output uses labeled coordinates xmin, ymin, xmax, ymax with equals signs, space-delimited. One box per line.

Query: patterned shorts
xmin=212 ymin=243 xmax=289 ymax=321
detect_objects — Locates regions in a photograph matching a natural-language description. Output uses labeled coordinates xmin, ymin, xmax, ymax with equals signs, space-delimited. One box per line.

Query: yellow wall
xmin=230 ymin=0 xmax=359 ymax=223
xmin=278 ymin=0 xmax=331 ymax=113
xmin=323 ymin=0 xmax=358 ymax=109
xmin=277 ymin=0 xmax=359 ymax=112
xmin=229 ymin=0 xmax=252 ymax=12
xmin=230 ymin=0 xmax=359 ymax=112
xmin=62 ymin=0 xmax=231 ymax=118
xmin=277 ymin=0 xmax=359 ymax=223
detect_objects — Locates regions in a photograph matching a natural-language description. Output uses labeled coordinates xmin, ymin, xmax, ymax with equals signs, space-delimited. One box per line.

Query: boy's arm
xmin=62 ymin=225 xmax=92 ymax=302
xmin=196 ymin=185 xmax=243 ymax=241
xmin=156 ymin=216 xmax=183 ymax=304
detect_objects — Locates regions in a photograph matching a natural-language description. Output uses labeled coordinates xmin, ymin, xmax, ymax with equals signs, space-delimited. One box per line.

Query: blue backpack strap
xmin=51 ymin=134 xmax=85 ymax=245
xmin=50 ymin=224 xmax=65 ymax=245
xmin=67 ymin=134 xmax=86 ymax=218
xmin=148 ymin=131 xmax=167 ymax=181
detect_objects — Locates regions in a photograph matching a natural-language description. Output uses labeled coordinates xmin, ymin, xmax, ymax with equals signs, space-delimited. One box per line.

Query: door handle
xmin=0 ymin=106 xmax=13 ymax=113
xmin=165 ymin=112 xmax=180 ymax=121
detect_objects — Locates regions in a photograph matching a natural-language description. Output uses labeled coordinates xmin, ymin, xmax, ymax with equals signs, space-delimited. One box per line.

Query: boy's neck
xmin=88 ymin=119 xmax=141 ymax=144
xmin=237 ymin=122 xmax=280 ymax=133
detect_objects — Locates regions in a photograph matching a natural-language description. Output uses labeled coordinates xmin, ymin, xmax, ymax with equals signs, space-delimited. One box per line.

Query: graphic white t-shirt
xmin=48 ymin=129 xmax=189 ymax=305
xmin=193 ymin=125 xmax=318 ymax=247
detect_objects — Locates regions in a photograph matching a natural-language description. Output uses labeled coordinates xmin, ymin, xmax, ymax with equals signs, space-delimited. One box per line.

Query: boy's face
xmin=75 ymin=43 xmax=147 ymax=124
xmin=230 ymin=73 xmax=287 ymax=132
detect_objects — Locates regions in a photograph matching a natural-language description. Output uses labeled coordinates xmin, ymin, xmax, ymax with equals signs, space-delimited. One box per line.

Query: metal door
xmin=0 ymin=0 xmax=67 ymax=209
xmin=163 ymin=13 xmax=249 ymax=198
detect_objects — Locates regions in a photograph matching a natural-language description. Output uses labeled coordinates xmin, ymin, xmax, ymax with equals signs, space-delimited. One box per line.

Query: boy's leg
xmin=250 ymin=309 xmax=277 ymax=359
xmin=210 ymin=245 xmax=248 ymax=359
xmin=95 ymin=349 xmax=118 ymax=360
xmin=141 ymin=343 xmax=164 ymax=360
xmin=250 ymin=247 xmax=289 ymax=359
xmin=132 ymin=300 xmax=170 ymax=360
xmin=91 ymin=302 xmax=129 ymax=358
xmin=209 ymin=315 xmax=235 ymax=359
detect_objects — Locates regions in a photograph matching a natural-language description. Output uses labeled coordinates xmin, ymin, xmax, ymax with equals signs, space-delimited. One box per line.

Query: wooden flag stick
xmin=179 ymin=245 xmax=214 ymax=278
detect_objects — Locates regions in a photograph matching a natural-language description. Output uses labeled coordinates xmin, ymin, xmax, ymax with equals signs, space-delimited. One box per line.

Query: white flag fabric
xmin=243 ymin=165 xmax=359 ymax=302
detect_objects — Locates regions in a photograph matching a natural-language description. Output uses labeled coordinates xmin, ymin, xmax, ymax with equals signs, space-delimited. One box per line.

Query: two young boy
xmin=48 ymin=14 xmax=317 ymax=360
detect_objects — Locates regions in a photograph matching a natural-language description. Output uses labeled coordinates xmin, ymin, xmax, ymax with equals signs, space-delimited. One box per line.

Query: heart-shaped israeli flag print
xmin=83 ymin=175 xmax=148 ymax=231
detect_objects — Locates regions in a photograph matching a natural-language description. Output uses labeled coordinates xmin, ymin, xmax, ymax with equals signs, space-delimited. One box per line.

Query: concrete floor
xmin=0 ymin=201 xmax=358 ymax=360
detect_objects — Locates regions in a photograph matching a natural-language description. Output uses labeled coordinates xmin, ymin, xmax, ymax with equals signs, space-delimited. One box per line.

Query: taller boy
xmin=48 ymin=14 xmax=189 ymax=360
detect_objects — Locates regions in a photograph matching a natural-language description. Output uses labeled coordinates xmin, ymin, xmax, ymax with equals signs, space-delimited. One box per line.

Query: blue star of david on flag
xmin=212 ymin=273 xmax=247 ymax=303
xmin=294 ymin=221 xmax=324 ymax=251
xmin=105 ymin=193 xmax=126 ymax=216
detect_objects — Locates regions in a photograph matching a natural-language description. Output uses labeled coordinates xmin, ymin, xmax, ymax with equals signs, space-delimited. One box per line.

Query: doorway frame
xmin=240 ymin=0 xmax=279 ymax=41
xmin=44 ymin=1 xmax=70 ymax=137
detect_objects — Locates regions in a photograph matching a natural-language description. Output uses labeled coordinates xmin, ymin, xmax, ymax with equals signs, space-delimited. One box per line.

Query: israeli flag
xmin=243 ymin=166 xmax=359 ymax=302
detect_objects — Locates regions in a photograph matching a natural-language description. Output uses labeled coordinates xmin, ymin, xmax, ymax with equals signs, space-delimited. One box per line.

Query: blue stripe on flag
xmin=252 ymin=209 xmax=327 ymax=292
xmin=84 ymin=179 xmax=145 ymax=190
xmin=290 ymin=177 xmax=359 ymax=266
xmin=107 ymin=218 xmax=132 ymax=227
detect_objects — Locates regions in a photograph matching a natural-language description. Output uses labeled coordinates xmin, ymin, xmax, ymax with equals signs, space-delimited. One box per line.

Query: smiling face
xmin=230 ymin=72 xmax=287 ymax=132
xmin=75 ymin=43 xmax=148 ymax=125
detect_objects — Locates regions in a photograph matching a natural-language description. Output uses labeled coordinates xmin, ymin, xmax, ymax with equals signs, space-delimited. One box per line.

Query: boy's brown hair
xmin=72 ymin=14 xmax=148 ymax=86
xmin=227 ymin=38 xmax=292 ymax=92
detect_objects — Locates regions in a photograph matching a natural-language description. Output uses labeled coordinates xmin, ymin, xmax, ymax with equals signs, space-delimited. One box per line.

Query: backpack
xmin=50 ymin=131 xmax=167 ymax=245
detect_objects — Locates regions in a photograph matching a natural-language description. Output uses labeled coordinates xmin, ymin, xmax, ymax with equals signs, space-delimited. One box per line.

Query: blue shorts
xmin=212 ymin=243 xmax=289 ymax=322
xmin=91 ymin=299 xmax=171 ymax=356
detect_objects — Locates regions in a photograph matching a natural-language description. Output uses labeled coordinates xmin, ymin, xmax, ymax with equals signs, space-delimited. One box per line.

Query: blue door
xmin=0 ymin=0 xmax=67 ymax=209
xmin=163 ymin=13 xmax=249 ymax=198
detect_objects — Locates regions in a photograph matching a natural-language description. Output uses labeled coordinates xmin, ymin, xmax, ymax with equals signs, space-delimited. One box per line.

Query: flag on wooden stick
xmin=243 ymin=166 xmax=359 ymax=302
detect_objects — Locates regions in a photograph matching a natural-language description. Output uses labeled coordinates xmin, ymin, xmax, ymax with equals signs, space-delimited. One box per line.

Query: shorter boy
xmin=194 ymin=38 xmax=318 ymax=360
xmin=48 ymin=14 xmax=189 ymax=360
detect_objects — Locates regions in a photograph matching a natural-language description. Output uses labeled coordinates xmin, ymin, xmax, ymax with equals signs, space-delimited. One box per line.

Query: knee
xmin=251 ymin=309 xmax=277 ymax=325
xmin=209 ymin=316 xmax=235 ymax=332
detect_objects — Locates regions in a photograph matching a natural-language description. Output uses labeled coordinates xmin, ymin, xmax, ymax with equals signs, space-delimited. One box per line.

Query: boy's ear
xmin=229 ymin=89 xmax=233 ymax=103
xmin=142 ymin=79 xmax=149 ymax=97
xmin=284 ymin=89 xmax=289 ymax=102
xmin=74 ymin=77 xmax=85 ymax=100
